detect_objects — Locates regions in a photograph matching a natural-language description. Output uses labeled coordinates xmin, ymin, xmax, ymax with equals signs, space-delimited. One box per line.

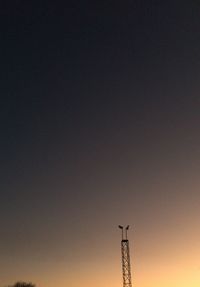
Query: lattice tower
xmin=118 ymin=225 xmax=132 ymax=287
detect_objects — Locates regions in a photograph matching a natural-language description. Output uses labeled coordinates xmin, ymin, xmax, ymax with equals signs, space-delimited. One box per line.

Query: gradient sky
xmin=1 ymin=1 xmax=200 ymax=287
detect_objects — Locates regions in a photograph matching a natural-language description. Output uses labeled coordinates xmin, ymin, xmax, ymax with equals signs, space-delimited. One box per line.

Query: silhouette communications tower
xmin=118 ymin=225 xmax=132 ymax=287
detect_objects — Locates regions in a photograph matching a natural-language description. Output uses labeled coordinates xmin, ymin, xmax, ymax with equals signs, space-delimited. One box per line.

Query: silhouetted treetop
xmin=8 ymin=282 xmax=35 ymax=287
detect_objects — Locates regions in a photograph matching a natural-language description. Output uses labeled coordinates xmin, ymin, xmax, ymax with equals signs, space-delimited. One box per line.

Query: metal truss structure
xmin=118 ymin=225 xmax=132 ymax=287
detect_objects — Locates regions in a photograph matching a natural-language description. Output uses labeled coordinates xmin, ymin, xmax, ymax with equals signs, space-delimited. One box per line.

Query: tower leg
xmin=121 ymin=239 xmax=132 ymax=287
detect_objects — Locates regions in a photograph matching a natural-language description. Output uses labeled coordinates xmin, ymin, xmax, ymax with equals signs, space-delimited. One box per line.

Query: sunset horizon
xmin=1 ymin=0 xmax=200 ymax=286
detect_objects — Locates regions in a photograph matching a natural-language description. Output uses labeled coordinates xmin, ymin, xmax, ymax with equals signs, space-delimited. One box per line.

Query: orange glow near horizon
xmin=2 ymin=177 xmax=200 ymax=287
xmin=3 ymin=229 xmax=200 ymax=287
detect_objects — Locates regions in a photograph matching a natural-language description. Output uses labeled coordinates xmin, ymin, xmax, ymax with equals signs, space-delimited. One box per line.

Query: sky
xmin=1 ymin=1 xmax=200 ymax=287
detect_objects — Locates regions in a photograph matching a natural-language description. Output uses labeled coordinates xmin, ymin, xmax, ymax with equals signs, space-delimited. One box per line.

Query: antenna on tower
xmin=118 ymin=225 xmax=132 ymax=287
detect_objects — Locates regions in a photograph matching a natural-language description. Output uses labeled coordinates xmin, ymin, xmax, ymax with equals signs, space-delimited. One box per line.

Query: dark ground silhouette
xmin=7 ymin=282 xmax=35 ymax=287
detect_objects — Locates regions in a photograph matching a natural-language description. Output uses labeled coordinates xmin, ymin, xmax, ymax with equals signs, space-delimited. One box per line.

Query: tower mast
xmin=118 ymin=225 xmax=132 ymax=287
